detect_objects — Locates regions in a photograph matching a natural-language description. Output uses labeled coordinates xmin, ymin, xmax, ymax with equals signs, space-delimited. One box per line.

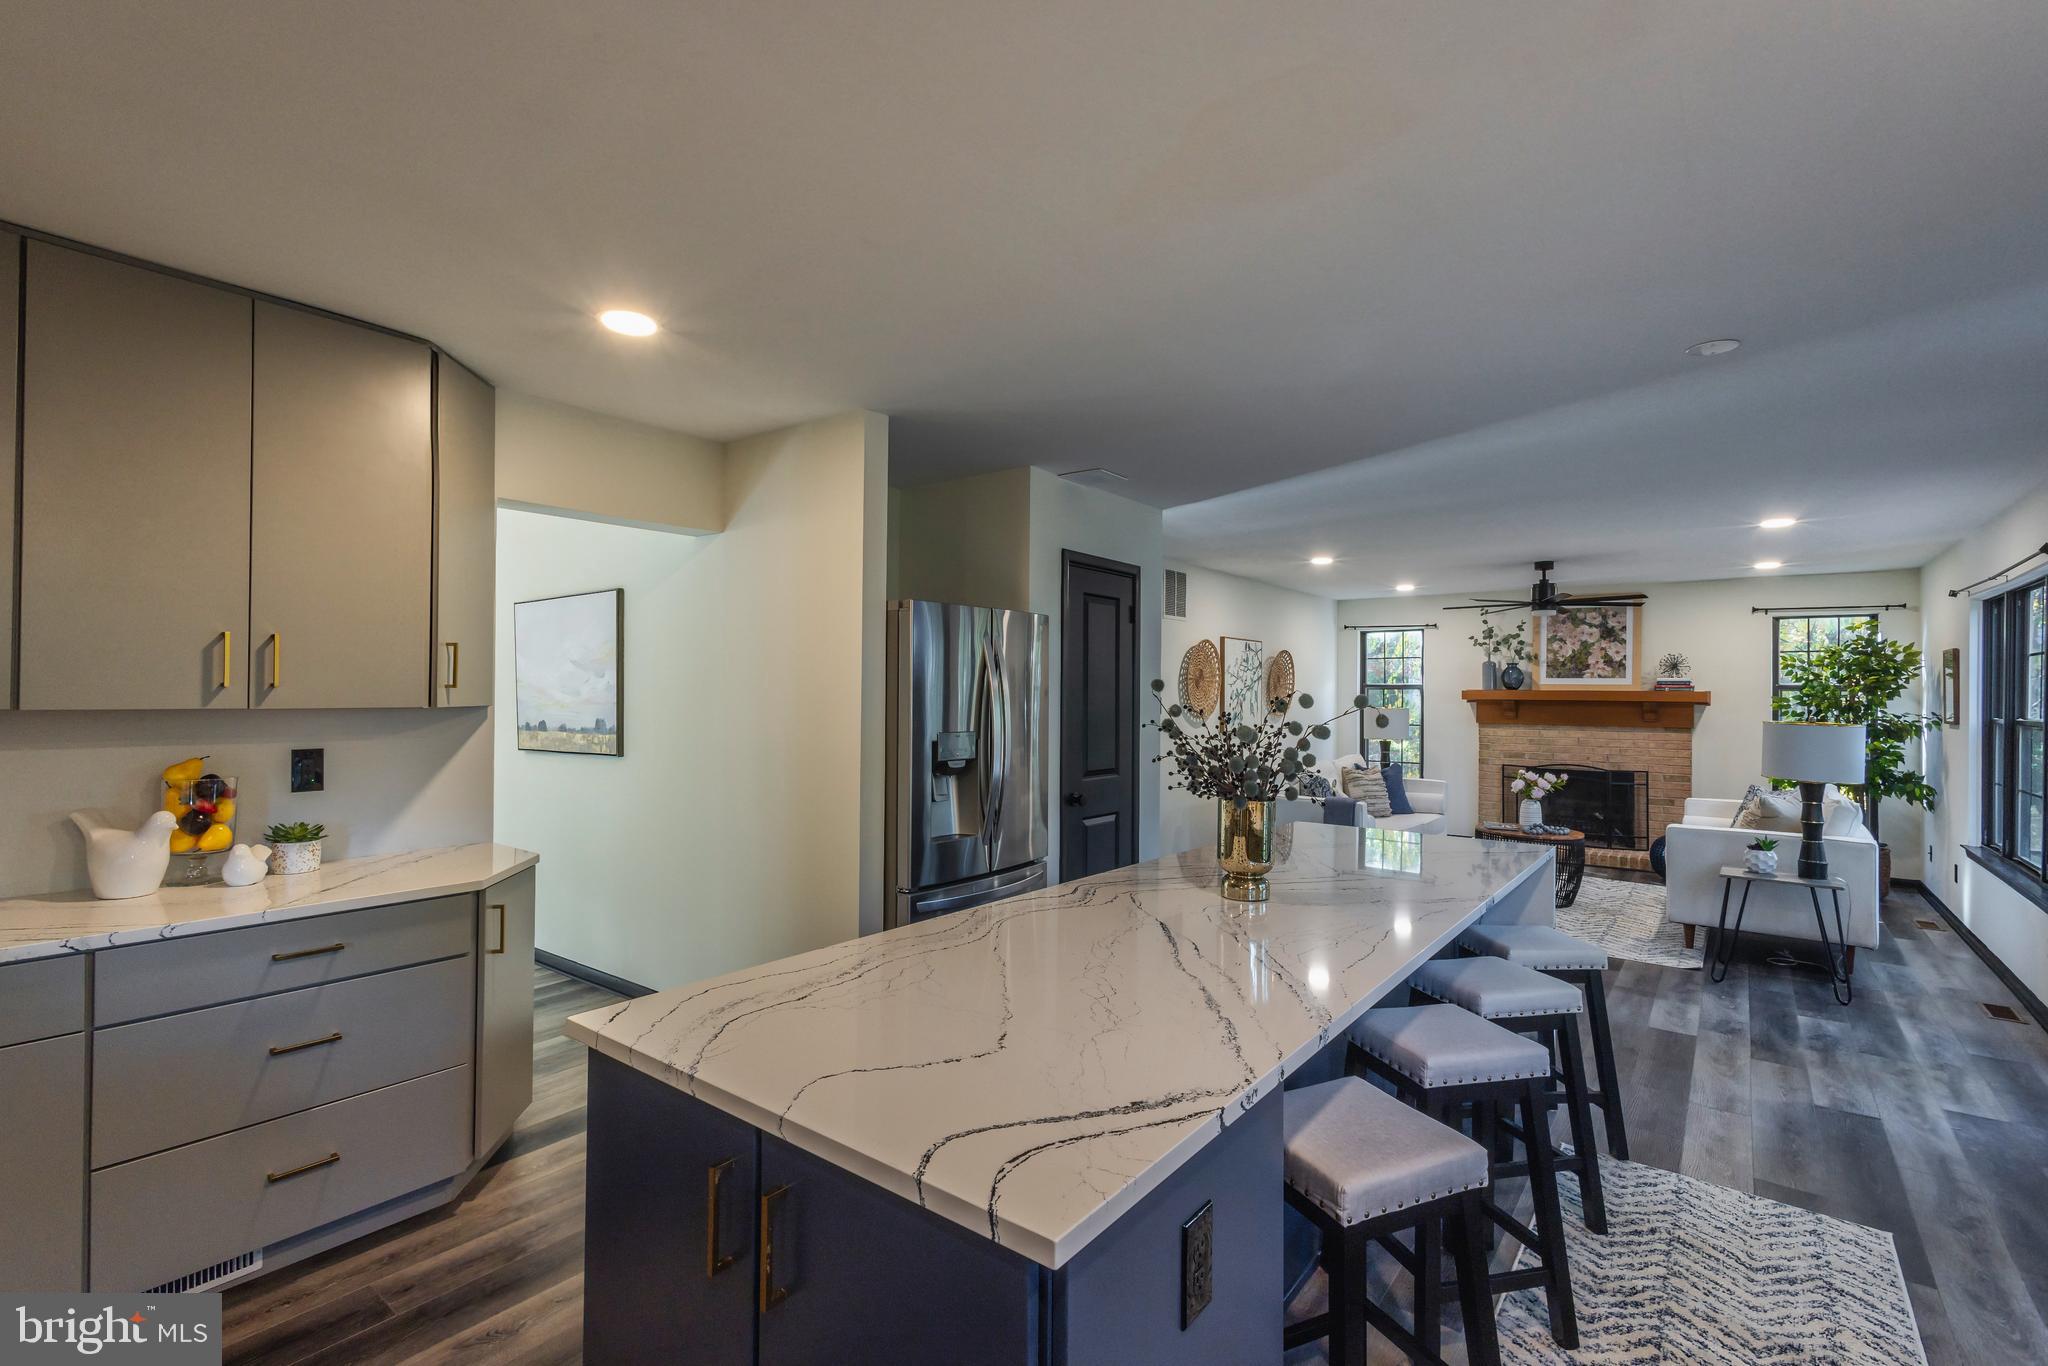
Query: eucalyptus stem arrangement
xmin=1147 ymin=681 xmax=1367 ymax=804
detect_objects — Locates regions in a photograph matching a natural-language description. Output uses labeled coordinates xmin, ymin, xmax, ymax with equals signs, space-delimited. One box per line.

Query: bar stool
xmin=1282 ymin=1077 xmax=1500 ymax=1366
xmin=1349 ymin=1005 xmax=1579 ymax=1352
xmin=1407 ymin=955 xmax=1608 ymax=1235
xmin=1458 ymin=922 xmax=1629 ymax=1161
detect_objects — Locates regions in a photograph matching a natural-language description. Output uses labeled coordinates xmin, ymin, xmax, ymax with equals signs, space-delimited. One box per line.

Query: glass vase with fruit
xmin=161 ymin=756 xmax=238 ymax=886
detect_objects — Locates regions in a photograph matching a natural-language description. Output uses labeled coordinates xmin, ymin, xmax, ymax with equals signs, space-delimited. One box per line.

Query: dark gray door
xmin=1060 ymin=553 xmax=1140 ymax=882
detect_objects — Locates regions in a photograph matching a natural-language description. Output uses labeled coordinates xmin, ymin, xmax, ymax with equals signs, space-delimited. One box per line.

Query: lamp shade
xmin=1364 ymin=707 xmax=1412 ymax=742
xmin=1761 ymin=721 xmax=1866 ymax=784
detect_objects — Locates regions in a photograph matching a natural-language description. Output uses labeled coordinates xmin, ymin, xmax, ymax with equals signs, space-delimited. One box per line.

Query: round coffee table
xmin=1476 ymin=824 xmax=1587 ymax=907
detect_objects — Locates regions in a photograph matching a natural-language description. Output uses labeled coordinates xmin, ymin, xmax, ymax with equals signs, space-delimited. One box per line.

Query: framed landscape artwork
xmin=1219 ymin=636 xmax=1265 ymax=723
xmin=1535 ymin=605 xmax=1639 ymax=687
xmin=515 ymin=588 xmax=624 ymax=756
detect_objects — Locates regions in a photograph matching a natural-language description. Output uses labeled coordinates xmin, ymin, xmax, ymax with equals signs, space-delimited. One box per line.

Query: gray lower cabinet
xmin=251 ymin=302 xmax=433 ymax=708
xmin=434 ymin=353 xmax=496 ymax=708
xmin=0 ymin=1032 xmax=87 ymax=1290
xmin=1 ymin=231 xmax=17 ymax=703
xmin=17 ymin=242 xmax=253 ymax=710
xmin=476 ymin=869 xmax=537 ymax=1158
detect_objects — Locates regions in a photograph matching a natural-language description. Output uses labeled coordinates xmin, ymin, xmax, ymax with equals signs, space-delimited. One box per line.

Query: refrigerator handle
xmin=982 ymin=632 xmax=1007 ymax=847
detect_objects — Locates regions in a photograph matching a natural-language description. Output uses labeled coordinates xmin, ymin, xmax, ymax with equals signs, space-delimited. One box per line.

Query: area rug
xmin=1558 ymin=878 xmax=1701 ymax=970
xmin=1498 ymin=1159 xmax=1928 ymax=1365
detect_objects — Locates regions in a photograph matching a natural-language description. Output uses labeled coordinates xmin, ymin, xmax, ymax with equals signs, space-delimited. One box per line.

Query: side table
xmin=1710 ymin=865 xmax=1853 ymax=1005
xmin=1476 ymin=824 xmax=1587 ymax=908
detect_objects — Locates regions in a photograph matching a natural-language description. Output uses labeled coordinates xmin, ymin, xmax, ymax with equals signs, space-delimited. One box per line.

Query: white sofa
xmin=1279 ymin=754 xmax=1449 ymax=835
xmin=1663 ymin=795 xmax=1880 ymax=956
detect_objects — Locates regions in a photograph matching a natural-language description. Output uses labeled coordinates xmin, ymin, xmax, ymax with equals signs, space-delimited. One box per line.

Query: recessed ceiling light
xmin=1753 ymin=560 xmax=1783 ymax=571
xmin=598 ymin=309 xmax=658 ymax=337
xmin=1395 ymin=582 xmax=1416 ymax=593
xmin=1686 ymin=338 xmax=1741 ymax=357
xmin=1309 ymin=555 xmax=1335 ymax=567
xmin=1757 ymin=516 xmax=1798 ymax=530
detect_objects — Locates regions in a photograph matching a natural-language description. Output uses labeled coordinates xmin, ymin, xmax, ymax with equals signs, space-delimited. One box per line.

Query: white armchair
xmin=1663 ymin=796 xmax=1880 ymax=955
xmin=1278 ymin=755 xmax=1450 ymax=835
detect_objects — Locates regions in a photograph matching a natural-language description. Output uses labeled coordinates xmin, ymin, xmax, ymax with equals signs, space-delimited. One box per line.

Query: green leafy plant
xmin=1747 ymin=836 xmax=1780 ymax=852
xmin=1468 ymin=619 xmax=1535 ymax=666
xmin=1775 ymin=618 xmax=1939 ymax=838
xmin=1147 ymin=682 xmax=1365 ymax=804
xmin=264 ymin=821 xmax=326 ymax=845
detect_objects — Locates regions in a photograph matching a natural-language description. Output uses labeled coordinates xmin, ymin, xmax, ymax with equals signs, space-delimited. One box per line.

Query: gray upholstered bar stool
xmin=1282 ymin=1077 xmax=1500 ymax=1366
xmin=1349 ymin=1005 xmax=1579 ymax=1352
xmin=1458 ymin=922 xmax=1630 ymax=1161
xmin=1407 ymin=955 xmax=1609 ymax=1235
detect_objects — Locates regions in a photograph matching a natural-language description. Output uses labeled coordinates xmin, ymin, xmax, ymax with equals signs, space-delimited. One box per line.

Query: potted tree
xmin=1775 ymin=619 xmax=1939 ymax=897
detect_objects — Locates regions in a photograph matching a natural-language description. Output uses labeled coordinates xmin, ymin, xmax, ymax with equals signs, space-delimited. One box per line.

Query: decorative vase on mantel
xmin=1217 ymin=799 xmax=1276 ymax=902
xmin=1499 ymin=662 xmax=1527 ymax=691
xmin=1481 ymin=659 xmax=1499 ymax=691
xmin=1517 ymin=798 xmax=1544 ymax=829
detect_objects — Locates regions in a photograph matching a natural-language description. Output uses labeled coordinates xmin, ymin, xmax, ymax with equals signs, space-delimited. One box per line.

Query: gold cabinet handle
xmin=444 ymin=641 xmax=459 ymax=690
xmin=759 ymin=1184 xmax=792 ymax=1311
xmin=269 ymin=632 xmax=282 ymax=689
xmin=266 ymin=1152 xmax=339 ymax=1183
xmin=488 ymin=903 xmax=507 ymax=954
xmin=268 ymin=1031 xmax=343 ymax=1056
xmin=271 ymin=942 xmax=346 ymax=962
xmin=706 ymin=1158 xmax=739 ymax=1277
xmin=222 ymin=629 xmax=233 ymax=691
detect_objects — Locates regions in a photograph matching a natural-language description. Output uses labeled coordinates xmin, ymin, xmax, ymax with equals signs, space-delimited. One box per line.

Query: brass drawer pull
xmin=221 ymin=629 xmax=233 ymax=691
xmin=266 ymin=1152 xmax=339 ymax=1183
xmin=759 ymin=1183 xmax=792 ymax=1311
xmin=271 ymin=943 xmax=346 ymax=962
xmin=269 ymin=632 xmax=282 ymax=689
xmin=269 ymin=1031 xmax=343 ymax=1056
xmin=488 ymin=904 xmax=507 ymax=954
xmin=706 ymin=1158 xmax=738 ymax=1278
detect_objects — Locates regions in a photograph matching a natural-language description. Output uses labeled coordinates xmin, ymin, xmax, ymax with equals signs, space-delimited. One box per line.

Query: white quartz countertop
xmin=567 ymin=825 xmax=1551 ymax=1268
xmin=0 ymin=843 xmax=538 ymax=965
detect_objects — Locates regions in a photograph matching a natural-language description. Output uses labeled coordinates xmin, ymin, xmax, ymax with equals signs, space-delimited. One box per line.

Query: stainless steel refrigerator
xmin=886 ymin=601 xmax=1050 ymax=928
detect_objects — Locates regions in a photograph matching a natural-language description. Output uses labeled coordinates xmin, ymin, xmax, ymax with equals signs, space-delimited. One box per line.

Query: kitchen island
xmin=567 ymin=825 xmax=1554 ymax=1365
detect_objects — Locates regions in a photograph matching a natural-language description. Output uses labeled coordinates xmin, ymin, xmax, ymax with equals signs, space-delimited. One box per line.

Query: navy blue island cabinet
xmin=583 ymin=1053 xmax=1284 ymax=1365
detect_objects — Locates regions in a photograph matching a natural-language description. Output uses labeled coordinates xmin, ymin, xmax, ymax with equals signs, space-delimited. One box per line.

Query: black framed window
xmin=1359 ymin=629 xmax=1423 ymax=772
xmin=1772 ymin=614 xmax=1878 ymax=715
xmin=1983 ymin=578 xmax=2046 ymax=882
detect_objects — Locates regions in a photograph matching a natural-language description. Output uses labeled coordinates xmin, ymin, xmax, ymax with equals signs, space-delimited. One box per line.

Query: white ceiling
xmin=3 ymin=2 xmax=2045 ymax=593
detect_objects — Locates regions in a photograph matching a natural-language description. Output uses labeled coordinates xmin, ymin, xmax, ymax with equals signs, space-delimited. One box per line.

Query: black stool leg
xmin=1554 ymin=1018 xmax=1608 ymax=1234
xmin=1448 ymin=1190 xmax=1502 ymax=1366
xmin=1325 ymin=1220 xmax=1371 ymax=1366
xmin=1581 ymin=969 xmax=1630 ymax=1160
xmin=1521 ymin=1076 xmax=1580 ymax=1350
xmin=1415 ymin=1201 xmax=1444 ymax=1357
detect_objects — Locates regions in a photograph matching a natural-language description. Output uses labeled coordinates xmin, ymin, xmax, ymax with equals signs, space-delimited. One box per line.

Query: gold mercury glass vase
xmin=1217 ymin=798 xmax=1276 ymax=902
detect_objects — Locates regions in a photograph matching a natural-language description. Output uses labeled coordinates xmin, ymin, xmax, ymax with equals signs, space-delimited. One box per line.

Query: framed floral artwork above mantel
xmin=1535 ymin=605 xmax=1639 ymax=687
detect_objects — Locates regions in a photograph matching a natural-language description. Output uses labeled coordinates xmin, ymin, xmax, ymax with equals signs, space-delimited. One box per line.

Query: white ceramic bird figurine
xmin=71 ymin=810 xmax=176 ymax=900
xmin=222 ymin=844 xmax=274 ymax=888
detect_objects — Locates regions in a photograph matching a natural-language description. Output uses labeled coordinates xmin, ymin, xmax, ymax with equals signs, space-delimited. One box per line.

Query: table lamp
xmin=1363 ymin=707 xmax=1412 ymax=768
xmin=1760 ymin=721 xmax=1865 ymax=881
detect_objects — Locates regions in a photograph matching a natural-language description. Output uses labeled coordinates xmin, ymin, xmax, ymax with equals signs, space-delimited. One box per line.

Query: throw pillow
xmin=1340 ymin=764 xmax=1394 ymax=818
xmin=1732 ymin=784 xmax=1801 ymax=832
xmin=1382 ymin=763 xmax=1414 ymax=816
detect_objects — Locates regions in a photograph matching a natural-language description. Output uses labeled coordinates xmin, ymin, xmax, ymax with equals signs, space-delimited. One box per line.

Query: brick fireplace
xmin=1463 ymin=689 xmax=1713 ymax=870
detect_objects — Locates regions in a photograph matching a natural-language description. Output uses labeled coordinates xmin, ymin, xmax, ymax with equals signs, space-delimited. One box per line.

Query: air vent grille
xmin=1164 ymin=569 xmax=1188 ymax=619
xmin=147 ymin=1249 xmax=260 ymax=1295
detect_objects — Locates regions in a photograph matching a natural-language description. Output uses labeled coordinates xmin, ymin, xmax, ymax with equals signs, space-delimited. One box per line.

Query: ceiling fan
xmin=1442 ymin=561 xmax=1647 ymax=616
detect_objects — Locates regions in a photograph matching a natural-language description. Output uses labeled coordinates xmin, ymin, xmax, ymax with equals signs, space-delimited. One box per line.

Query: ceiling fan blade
xmin=1555 ymin=593 xmax=1647 ymax=605
xmin=1442 ymin=600 xmax=1530 ymax=611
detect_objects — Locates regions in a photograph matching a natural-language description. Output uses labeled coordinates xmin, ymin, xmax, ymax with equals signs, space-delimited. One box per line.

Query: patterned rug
xmin=1559 ymin=878 xmax=1701 ymax=970
xmin=1499 ymin=1159 xmax=1927 ymax=1364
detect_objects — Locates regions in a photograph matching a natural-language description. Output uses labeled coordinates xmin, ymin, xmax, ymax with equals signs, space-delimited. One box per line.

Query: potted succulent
xmin=1509 ymin=768 xmax=1567 ymax=828
xmin=1745 ymin=835 xmax=1780 ymax=877
xmin=264 ymin=821 xmax=327 ymax=876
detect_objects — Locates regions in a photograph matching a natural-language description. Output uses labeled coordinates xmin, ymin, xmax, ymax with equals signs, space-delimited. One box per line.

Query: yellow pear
xmin=197 ymin=822 xmax=234 ymax=853
xmin=213 ymin=797 xmax=237 ymax=823
xmin=162 ymin=788 xmax=191 ymax=818
xmin=169 ymin=830 xmax=200 ymax=854
xmin=162 ymin=756 xmax=207 ymax=785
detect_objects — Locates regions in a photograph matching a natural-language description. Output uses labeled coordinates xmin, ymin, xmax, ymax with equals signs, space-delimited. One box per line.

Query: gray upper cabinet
xmin=433 ymin=354 xmax=496 ymax=707
xmin=251 ymin=302 xmax=432 ymax=708
xmin=1 ymin=233 xmax=17 ymax=707
xmin=18 ymin=243 xmax=253 ymax=710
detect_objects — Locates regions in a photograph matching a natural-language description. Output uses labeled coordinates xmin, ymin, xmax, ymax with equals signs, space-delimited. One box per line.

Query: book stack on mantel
xmin=1652 ymin=676 xmax=1696 ymax=691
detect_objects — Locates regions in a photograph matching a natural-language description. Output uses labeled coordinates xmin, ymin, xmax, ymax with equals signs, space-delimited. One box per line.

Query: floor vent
xmin=1164 ymin=568 xmax=1188 ymax=619
xmin=1914 ymin=918 xmax=1948 ymax=932
xmin=1982 ymin=1002 xmax=2024 ymax=1023
xmin=147 ymin=1249 xmax=261 ymax=1294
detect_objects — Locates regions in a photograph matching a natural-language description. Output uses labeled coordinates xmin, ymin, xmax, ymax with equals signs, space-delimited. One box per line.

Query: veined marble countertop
xmin=568 ymin=825 xmax=1552 ymax=1268
xmin=0 ymin=844 xmax=538 ymax=965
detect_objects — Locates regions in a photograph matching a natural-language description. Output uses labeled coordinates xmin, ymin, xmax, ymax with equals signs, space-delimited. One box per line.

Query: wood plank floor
xmin=226 ymin=882 xmax=2048 ymax=1364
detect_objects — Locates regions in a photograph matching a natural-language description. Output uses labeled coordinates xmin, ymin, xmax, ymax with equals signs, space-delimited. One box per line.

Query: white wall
xmin=496 ymin=390 xmax=726 ymax=534
xmin=1919 ymin=480 xmax=2048 ymax=1002
xmin=1336 ymin=570 xmax=1926 ymax=870
xmin=1160 ymin=562 xmax=1339 ymax=857
xmin=494 ymin=411 xmax=888 ymax=989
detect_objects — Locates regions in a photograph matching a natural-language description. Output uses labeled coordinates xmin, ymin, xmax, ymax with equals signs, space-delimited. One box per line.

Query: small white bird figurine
xmin=71 ymin=810 xmax=176 ymax=900
xmin=222 ymin=844 xmax=274 ymax=888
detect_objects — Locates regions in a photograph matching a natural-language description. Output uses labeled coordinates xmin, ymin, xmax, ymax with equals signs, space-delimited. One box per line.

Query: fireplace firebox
xmin=1499 ymin=763 xmax=1650 ymax=850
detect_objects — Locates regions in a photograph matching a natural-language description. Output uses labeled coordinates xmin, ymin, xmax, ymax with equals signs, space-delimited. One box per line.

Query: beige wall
xmin=495 ymin=390 xmax=725 ymax=534
xmin=1337 ymin=569 xmax=1926 ymax=872
xmin=892 ymin=467 xmax=1033 ymax=608
xmin=495 ymin=411 xmax=888 ymax=988
xmin=1919 ymin=480 xmax=2048 ymax=1002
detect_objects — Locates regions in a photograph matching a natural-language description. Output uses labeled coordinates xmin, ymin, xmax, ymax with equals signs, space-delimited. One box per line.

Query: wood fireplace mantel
xmin=1460 ymin=689 xmax=1712 ymax=731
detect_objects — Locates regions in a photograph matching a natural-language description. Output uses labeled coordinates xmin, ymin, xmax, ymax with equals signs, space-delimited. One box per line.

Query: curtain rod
xmin=1948 ymin=542 xmax=2048 ymax=598
xmin=1748 ymin=603 xmax=1909 ymax=616
xmin=1340 ymin=622 xmax=1440 ymax=631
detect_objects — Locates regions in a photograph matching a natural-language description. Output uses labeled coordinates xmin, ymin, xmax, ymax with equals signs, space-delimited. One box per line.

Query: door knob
xmin=1064 ymin=793 xmax=1084 ymax=807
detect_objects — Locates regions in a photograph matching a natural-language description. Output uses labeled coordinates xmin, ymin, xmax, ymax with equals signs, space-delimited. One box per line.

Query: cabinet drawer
xmin=0 ymin=954 xmax=87 ymax=1047
xmin=94 ymin=956 xmax=474 ymax=1167
xmin=92 ymin=1064 xmax=472 ymax=1292
xmin=94 ymin=894 xmax=473 ymax=1025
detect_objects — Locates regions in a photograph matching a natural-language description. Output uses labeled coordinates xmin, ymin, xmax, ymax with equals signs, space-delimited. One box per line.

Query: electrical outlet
xmin=1180 ymin=1200 xmax=1213 ymax=1329
xmin=290 ymin=749 xmax=325 ymax=794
